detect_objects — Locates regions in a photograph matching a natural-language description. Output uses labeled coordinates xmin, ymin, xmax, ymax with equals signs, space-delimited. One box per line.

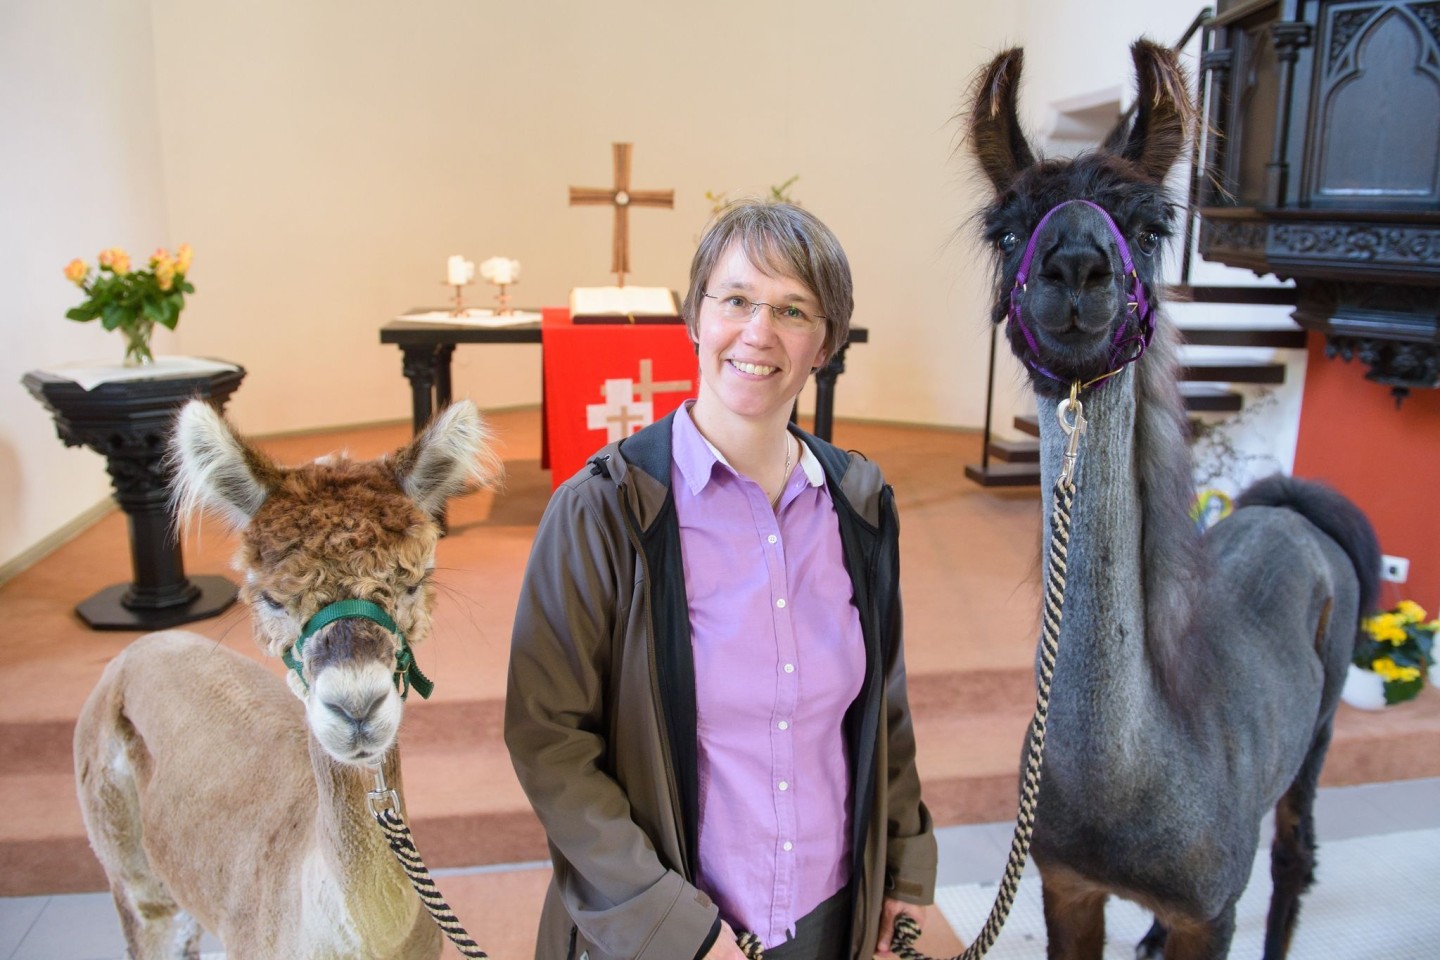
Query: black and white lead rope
xmin=367 ymin=775 xmax=490 ymax=958
xmin=739 ymin=471 xmax=1076 ymax=960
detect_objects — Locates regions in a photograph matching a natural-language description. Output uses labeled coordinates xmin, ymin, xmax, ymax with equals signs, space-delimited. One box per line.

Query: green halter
xmin=282 ymin=598 xmax=434 ymax=700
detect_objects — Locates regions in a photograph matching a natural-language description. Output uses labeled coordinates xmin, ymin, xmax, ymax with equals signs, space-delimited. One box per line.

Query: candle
xmin=480 ymin=256 xmax=520 ymax=285
xmin=447 ymin=255 xmax=473 ymax=286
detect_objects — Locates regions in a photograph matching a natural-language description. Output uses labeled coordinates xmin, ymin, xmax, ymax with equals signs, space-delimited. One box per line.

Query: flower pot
xmin=1340 ymin=663 xmax=1388 ymax=710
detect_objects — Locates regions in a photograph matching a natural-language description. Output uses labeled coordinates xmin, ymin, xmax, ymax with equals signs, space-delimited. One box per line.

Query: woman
xmin=506 ymin=200 xmax=935 ymax=960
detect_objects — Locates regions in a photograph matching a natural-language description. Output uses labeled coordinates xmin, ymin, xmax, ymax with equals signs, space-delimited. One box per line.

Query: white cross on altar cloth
xmin=587 ymin=379 xmax=654 ymax=441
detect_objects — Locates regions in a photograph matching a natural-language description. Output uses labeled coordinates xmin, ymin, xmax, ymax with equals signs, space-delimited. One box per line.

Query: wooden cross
xmin=569 ymin=143 xmax=674 ymax=287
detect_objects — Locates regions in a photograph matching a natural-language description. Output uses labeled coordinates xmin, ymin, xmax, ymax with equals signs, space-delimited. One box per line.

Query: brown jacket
xmin=505 ymin=415 xmax=935 ymax=960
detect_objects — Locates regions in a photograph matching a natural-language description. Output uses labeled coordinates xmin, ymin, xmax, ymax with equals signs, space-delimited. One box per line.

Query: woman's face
xmin=692 ymin=241 xmax=828 ymax=428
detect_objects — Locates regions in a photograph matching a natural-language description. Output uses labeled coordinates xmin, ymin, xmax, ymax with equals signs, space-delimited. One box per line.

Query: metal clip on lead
xmin=367 ymin=764 xmax=400 ymax=818
xmin=1057 ymin=383 xmax=1086 ymax=485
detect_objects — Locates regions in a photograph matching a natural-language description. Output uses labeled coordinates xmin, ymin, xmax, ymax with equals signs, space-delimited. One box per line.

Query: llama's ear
xmin=1114 ymin=38 xmax=1193 ymax=183
xmin=394 ymin=400 xmax=503 ymax=518
xmin=169 ymin=400 xmax=281 ymax=531
xmin=967 ymin=47 xmax=1037 ymax=194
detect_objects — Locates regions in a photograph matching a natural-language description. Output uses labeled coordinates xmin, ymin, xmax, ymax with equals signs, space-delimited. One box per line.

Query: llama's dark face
xmin=968 ymin=41 xmax=1192 ymax=396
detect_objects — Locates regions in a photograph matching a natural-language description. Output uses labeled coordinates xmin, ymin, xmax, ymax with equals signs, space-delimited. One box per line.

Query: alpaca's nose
xmin=324 ymin=691 xmax=387 ymax=731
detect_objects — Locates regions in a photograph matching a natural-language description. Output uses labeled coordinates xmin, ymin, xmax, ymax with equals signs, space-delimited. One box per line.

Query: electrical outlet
xmin=1380 ymin=555 xmax=1409 ymax=584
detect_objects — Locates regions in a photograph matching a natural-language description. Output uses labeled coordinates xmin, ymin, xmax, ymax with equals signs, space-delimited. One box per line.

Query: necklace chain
xmin=771 ymin=435 xmax=793 ymax=509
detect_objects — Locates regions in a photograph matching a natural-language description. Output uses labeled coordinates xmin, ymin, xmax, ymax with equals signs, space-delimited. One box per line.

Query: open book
xmin=569 ymin=286 xmax=682 ymax=324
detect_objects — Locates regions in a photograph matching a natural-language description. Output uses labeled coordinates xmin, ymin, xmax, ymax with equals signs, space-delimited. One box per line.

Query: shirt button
xmin=783 ymin=663 xmax=795 ymax=674
xmin=778 ymin=781 xmax=789 ymax=791
xmin=767 ymin=534 xmax=778 ymax=544
xmin=783 ymin=841 xmax=793 ymax=852
xmin=778 ymin=720 xmax=789 ymax=730
xmin=775 ymin=598 xmax=786 ymax=609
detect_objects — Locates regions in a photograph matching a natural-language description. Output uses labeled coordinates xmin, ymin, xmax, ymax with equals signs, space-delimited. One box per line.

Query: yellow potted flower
xmin=63 ymin=243 xmax=194 ymax=366
xmin=1344 ymin=600 xmax=1438 ymax=708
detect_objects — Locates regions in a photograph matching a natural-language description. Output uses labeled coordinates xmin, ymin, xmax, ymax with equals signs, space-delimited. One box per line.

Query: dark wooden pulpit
xmin=1196 ymin=0 xmax=1440 ymax=400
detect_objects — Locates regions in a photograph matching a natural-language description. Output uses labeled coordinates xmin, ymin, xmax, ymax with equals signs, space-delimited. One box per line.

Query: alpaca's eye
xmin=406 ymin=583 xmax=421 ymax=596
xmin=998 ymin=232 xmax=1019 ymax=254
xmin=1137 ymin=231 xmax=1159 ymax=256
xmin=259 ymin=592 xmax=284 ymax=611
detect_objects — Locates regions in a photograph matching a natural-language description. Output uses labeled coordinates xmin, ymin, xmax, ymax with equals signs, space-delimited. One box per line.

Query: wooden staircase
xmin=966 ymin=287 xmax=1306 ymax=488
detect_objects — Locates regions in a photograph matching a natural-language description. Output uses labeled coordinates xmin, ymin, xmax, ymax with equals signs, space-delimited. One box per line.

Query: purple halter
xmin=1007 ymin=199 xmax=1155 ymax=389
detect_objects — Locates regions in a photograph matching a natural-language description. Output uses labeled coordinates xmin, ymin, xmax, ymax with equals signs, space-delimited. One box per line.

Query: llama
xmin=965 ymin=41 xmax=1380 ymax=959
xmin=74 ymin=399 xmax=501 ymax=959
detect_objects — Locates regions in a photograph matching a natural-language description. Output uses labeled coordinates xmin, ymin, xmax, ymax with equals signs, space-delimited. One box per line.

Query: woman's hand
xmin=875 ymin=898 xmax=927 ymax=958
xmin=704 ymin=920 xmax=751 ymax=959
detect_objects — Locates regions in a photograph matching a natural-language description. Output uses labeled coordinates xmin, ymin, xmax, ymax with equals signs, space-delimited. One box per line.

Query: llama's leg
xmin=77 ymin=710 xmax=195 ymax=959
xmin=1040 ymin=868 xmax=1108 ymax=960
xmin=1262 ymin=726 xmax=1329 ymax=959
xmin=1136 ymin=918 xmax=1167 ymax=958
xmin=1160 ymin=903 xmax=1236 ymax=960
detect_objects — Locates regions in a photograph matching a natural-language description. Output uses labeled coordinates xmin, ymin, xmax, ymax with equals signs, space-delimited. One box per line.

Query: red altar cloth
xmin=540 ymin=308 xmax=698 ymax=490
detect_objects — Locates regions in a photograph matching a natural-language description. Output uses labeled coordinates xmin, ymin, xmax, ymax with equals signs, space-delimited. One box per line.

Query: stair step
xmin=6 ymin=676 xmax=1440 ymax=897
xmin=1180 ymin=387 xmax=1246 ymax=412
xmin=964 ymin=462 xmax=1042 ymax=487
xmin=988 ymin=439 xmax=1040 ymax=463
xmin=1181 ymin=362 xmax=1286 ymax=384
xmin=1178 ymin=327 xmax=1307 ymax=349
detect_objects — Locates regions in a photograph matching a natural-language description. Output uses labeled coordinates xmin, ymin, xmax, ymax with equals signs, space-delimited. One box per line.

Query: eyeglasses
xmin=702 ymin=292 xmax=827 ymax=333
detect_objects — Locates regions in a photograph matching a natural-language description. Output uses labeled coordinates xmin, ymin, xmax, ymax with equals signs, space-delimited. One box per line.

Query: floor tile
xmin=0 ymin=897 xmax=45 ymax=959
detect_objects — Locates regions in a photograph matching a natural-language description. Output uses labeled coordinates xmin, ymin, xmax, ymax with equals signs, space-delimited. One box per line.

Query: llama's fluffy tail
xmin=1235 ymin=474 xmax=1382 ymax=617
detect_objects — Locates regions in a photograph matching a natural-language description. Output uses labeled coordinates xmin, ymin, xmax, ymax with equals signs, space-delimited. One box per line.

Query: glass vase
xmin=121 ymin=319 xmax=155 ymax=367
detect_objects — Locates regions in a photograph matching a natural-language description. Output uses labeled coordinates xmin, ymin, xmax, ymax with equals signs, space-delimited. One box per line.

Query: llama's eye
xmin=1137 ymin=231 xmax=1159 ymax=256
xmin=998 ymin=232 xmax=1019 ymax=254
xmin=259 ymin=592 xmax=284 ymax=611
xmin=406 ymin=583 xmax=421 ymax=596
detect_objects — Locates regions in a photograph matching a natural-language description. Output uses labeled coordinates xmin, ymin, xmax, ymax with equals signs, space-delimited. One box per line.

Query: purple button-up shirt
xmin=671 ymin=405 xmax=865 ymax=948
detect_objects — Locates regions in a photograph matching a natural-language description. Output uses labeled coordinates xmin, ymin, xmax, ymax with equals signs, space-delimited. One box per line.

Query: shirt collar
xmin=673 ymin=402 xmax=824 ymax=495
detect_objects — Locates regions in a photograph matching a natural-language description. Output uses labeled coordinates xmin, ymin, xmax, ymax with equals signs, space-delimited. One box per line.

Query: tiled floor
xmin=3 ymin=778 xmax=1435 ymax=959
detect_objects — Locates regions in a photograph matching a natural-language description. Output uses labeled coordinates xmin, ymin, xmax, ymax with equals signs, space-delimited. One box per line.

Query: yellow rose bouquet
xmin=63 ymin=243 xmax=194 ymax=366
xmin=1355 ymin=600 xmax=1437 ymax=705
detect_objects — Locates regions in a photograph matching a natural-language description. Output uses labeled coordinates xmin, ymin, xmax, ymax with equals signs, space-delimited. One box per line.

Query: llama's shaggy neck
xmin=1035 ymin=326 xmax=1201 ymax=776
xmin=305 ymin=739 xmax=423 ymax=952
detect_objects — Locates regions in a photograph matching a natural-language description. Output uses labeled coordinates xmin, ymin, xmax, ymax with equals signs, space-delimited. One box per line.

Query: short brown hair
xmin=682 ymin=200 xmax=853 ymax=364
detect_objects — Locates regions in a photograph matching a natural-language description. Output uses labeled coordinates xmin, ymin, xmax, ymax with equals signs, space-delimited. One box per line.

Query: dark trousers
xmin=760 ymin=887 xmax=852 ymax=960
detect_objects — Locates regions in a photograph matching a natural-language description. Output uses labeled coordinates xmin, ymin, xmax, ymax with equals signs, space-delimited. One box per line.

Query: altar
xmin=380 ymin=310 xmax=869 ymax=457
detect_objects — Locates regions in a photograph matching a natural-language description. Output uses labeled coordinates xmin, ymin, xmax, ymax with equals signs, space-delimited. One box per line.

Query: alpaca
xmin=965 ymin=41 xmax=1380 ymax=959
xmin=74 ymin=399 xmax=501 ymax=960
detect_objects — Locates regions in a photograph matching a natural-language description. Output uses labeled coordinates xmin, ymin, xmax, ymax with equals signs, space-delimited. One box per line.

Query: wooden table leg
xmin=812 ymin=342 xmax=850 ymax=442
xmin=400 ymin=344 xmax=439 ymax=435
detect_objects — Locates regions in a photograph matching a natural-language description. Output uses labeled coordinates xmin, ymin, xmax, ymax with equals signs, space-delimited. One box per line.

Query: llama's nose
xmin=324 ymin=691 xmax=387 ymax=731
xmin=1043 ymin=243 xmax=1113 ymax=294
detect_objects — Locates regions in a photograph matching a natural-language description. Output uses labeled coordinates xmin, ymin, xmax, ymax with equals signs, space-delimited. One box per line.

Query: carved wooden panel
xmin=1304 ymin=1 xmax=1440 ymax=209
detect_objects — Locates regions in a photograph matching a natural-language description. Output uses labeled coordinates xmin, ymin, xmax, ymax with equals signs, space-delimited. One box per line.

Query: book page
xmin=569 ymin=286 xmax=679 ymax=316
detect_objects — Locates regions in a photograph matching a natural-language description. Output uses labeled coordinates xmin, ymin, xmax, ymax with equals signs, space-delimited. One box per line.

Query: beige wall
xmin=150 ymin=0 xmax=1024 ymax=436
xmin=3 ymin=0 xmax=1202 ymax=570
xmin=1 ymin=0 xmax=176 ymax=574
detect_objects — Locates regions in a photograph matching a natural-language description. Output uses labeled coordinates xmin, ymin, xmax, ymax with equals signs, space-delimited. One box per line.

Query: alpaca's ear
xmin=967 ymin=47 xmax=1037 ymax=194
xmin=394 ymin=400 xmax=503 ymax=518
xmin=1114 ymin=38 xmax=1193 ymax=182
xmin=169 ymin=400 xmax=281 ymax=531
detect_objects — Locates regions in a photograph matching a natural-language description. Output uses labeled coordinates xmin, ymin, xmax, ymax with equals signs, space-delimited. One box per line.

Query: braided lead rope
xmin=739 ymin=473 xmax=1078 ymax=960
xmin=367 ymin=777 xmax=490 ymax=958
